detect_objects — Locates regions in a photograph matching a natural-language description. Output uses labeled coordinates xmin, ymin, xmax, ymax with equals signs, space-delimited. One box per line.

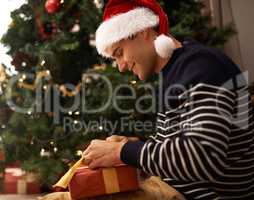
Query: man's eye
xmin=115 ymin=49 xmax=122 ymax=57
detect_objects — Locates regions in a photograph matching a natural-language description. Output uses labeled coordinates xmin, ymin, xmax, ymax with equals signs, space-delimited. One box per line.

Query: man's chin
xmin=138 ymin=73 xmax=147 ymax=81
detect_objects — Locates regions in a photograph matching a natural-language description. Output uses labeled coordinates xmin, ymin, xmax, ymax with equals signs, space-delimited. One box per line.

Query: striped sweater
xmin=120 ymin=40 xmax=254 ymax=200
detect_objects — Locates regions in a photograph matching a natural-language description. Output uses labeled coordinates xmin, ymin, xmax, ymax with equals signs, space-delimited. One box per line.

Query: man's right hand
xmin=106 ymin=135 xmax=139 ymax=143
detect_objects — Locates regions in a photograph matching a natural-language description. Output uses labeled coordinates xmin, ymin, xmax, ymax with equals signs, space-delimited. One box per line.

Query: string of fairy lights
xmin=0 ymin=61 xmax=139 ymax=130
xmin=1 ymin=62 xmax=139 ymax=101
xmin=17 ymin=69 xmax=82 ymax=97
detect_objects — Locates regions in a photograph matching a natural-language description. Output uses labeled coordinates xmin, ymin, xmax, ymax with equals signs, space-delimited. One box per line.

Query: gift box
xmin=0 ymin=150 xmax=5 ymax=162
xmin=0 ymin=153 xmax=5 ymax=193
xmin=3 ymin=167 xmax=40 ymax=194
xmin=0 ymin=175 xmax=3 ymax=194
xmin=69 ymin=164 xmax=139 ymax=200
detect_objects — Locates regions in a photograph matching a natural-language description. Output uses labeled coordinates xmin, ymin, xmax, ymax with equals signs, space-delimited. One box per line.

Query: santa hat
xmin=95 ymin=0 xmax=176 ymax=58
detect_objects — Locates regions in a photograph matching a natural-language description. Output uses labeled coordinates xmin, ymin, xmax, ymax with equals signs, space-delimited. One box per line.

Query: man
xmin=83 ymin=0 xmax=254 ymax=199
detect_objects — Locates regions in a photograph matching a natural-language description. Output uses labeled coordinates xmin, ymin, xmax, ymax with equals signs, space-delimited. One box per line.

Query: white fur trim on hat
xmin=96 ymin=7 xmax=159 ymax=57
xmin=154 ymin=34 xmax=176 ymax=58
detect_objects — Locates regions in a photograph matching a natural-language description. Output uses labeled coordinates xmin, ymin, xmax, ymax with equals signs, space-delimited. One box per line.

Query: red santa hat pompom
xmin=95 ymin=0 xmax=176 ymax=58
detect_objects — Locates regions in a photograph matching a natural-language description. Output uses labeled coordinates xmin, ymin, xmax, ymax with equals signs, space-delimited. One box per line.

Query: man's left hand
xmin=82 ymin=139 xmax=126 ymax=169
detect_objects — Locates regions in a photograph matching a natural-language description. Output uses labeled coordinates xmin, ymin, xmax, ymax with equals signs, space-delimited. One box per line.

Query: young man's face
xmin=106 ymin=31 xmax=158 ymax=80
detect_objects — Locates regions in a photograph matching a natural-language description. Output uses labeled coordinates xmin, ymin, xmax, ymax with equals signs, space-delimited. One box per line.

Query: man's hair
xmin=126 ymin=25 xmax=160 ymax=41
xmin=153 ymin=26 xmax=159 ymax=33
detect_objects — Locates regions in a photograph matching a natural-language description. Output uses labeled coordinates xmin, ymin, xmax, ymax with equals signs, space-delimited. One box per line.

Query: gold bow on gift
xmin=53 ymin=157 xmax=121 ymax=194
xmin=53 ymin=157 xmax=84 ymax=189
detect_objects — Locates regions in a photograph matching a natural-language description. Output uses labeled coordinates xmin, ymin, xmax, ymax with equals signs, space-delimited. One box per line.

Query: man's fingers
xmin=83 ymin=157 xmax=92 ymax=166
xmin=106 ymin=135 xmax=127 ymax=142
xmin=82 ymin=145 xmax=92 ymax=157
xmin=83 ymin=152 xmax=93 ymax=160
xmin=83 ymin=139 xmax=105 ymax=157
xmin=106 ymin=135 xmax=121 ymax=142
xmin=90 ymin=139 xmax=103 ymax=145
xmin=88 ymin=157 xmax=106 ymax=169
xmin=83 ymin=139 xmax=126 ymax=169
xmin=83 ymin=147 xmax=105 ymax=161
xmin=106 ymin=135 xmax=139 ymax=142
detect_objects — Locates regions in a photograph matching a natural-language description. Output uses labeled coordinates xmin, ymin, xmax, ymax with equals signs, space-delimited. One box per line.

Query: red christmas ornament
xmin=35 ymin=10 xmax=57 ymax=40
xmin=45 ymin=0 xmax=61 ymax=14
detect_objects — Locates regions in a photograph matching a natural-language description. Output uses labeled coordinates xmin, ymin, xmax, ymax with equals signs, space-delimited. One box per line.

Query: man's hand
xmin=82 ymin=139 xmax=126 ymax=169
xmin=106 ymin=135 xmax=139 ymax=142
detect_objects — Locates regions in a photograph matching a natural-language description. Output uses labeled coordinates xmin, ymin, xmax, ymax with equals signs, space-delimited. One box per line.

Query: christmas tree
xmin=0 ymin=0 xmax=235 ymax=189
xmin=161 ymin=0 xmax=235 ymax=48
xmin=0 ymin=0 xmax=105 ymax=188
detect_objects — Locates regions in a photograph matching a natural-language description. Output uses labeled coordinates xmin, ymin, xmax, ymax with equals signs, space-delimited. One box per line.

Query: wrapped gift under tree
xmin=53 ymin=158 xmax=139 ymax=199
xmin=0 ymin=164 xmax=4 ymax=194
xmin=69 ymin=165 xmax=139 ymax=199
xmin=3 ymin=167 xmax=41 ymax=194
xmin=0 ymin=145 xmax=5 ymax=193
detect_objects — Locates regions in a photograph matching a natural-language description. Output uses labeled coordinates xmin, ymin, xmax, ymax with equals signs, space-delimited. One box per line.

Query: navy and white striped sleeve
xmin=121 ymin=84 xmax=235 ymax=182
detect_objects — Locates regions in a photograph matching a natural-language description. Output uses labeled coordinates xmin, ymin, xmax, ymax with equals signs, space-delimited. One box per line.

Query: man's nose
xmin=116 ymin=59 xmax=127 ymax=72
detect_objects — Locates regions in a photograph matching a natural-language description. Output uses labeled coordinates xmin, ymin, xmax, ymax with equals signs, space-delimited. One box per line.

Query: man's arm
xmin=121 ymin=83 xmax=235 ymax=182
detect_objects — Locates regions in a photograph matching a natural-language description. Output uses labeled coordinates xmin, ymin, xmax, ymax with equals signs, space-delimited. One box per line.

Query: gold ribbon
xmin=102 ymin=167 xmax=120 ymax=194
xmin=53 ymin=157 xmax=84 ymax=189
xmin=17 ymin=179 xmax=27 ymax=194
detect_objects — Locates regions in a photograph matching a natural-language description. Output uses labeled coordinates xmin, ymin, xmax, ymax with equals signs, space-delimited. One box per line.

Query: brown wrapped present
xmin=68 ymin=165 xmax=139 ymax=200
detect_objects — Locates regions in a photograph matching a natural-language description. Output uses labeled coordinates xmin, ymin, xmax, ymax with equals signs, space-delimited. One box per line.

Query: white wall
xmin=230 ymin=0 xmax=254 ymax=82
